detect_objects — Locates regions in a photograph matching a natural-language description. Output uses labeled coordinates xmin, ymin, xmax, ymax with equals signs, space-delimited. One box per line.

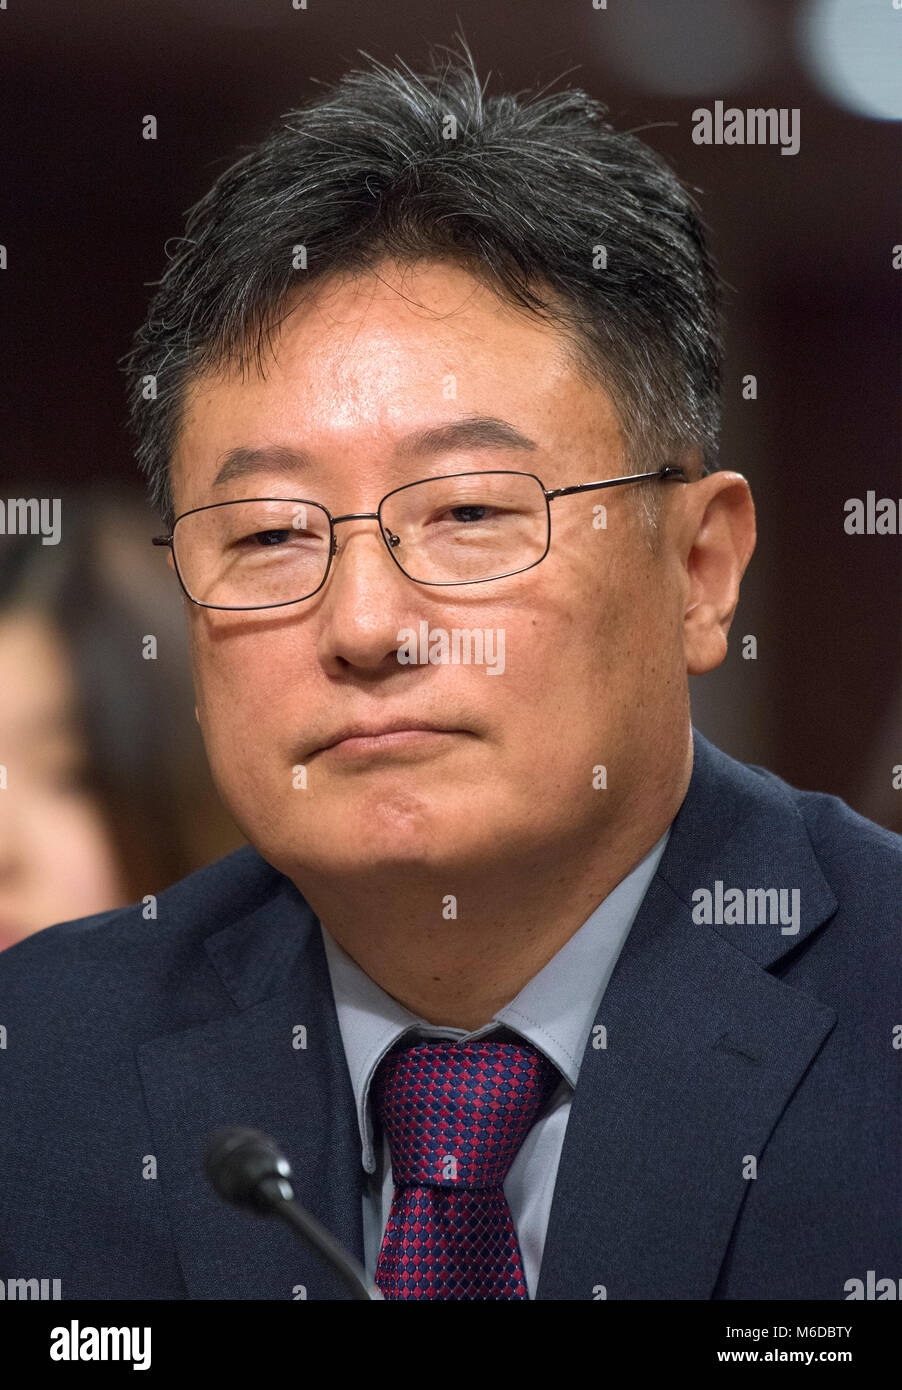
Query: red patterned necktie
xmin=371 ymin=1036 xmax=561 ymax=1299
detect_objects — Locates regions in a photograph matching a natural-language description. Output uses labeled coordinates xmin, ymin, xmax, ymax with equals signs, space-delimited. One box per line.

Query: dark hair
xmin=121 ymin=39 xmax=722 ymax=532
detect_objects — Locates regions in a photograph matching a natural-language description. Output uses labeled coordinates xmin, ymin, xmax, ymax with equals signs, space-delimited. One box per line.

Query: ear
xmin=680 ymin=472 xmax=756 ymax=675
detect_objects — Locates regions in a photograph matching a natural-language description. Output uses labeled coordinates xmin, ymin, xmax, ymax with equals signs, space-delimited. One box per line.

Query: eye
xmin=432 ymin=504 xmax=514 ymax=526
xmin=250 ymin=529 xmax=292 ymax=546
xmin=235 ymin=528 xmax=320 ymax=548
xmin=447 ymin=505 xmax=496 ymax=524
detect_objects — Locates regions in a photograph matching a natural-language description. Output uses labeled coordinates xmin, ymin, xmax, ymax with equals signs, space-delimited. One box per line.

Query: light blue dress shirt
xmin=319 ymin=825 xmax=671 ymax=1298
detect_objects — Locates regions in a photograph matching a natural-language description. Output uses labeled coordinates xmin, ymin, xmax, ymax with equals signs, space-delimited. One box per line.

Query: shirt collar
xmin=320 ymin=825 xmax=671 ymax=1172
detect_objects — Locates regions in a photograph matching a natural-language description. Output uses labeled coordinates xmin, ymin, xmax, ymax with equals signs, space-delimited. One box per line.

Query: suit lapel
xmin=136 ymin=884 xmax=364 ymax=1300
xmin=536 ymin=731 xmax=838 ymax=1299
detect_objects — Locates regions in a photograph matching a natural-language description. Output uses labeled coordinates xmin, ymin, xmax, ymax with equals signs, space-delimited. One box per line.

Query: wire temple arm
xmin=545 ymin=464 xmax=689 ymax=502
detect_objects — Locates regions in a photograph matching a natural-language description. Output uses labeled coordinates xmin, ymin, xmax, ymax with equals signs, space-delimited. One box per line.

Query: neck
xmin=296 ymin=751 xmax=691 ymax=1032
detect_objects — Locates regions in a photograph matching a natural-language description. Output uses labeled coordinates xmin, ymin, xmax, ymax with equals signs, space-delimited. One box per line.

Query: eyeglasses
xmin=152 ymin=465 xmax=692 ymax=610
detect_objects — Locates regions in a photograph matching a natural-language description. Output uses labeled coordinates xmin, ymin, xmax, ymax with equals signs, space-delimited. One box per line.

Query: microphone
xmin=204 ymin=1126 xmax=383 ymax=1301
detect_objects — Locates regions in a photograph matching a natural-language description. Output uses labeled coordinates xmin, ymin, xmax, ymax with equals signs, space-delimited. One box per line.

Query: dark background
xmin=1 ymin=0 xmax=899 ymax=833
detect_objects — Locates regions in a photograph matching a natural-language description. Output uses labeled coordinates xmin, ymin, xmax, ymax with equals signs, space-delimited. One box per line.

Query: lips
xmin=316 ymin=718 xmax=460 ymax=754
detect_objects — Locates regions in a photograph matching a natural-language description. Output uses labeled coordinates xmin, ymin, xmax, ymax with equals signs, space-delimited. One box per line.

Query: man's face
xmin=170 ymin=259 xmax=691 ymax=885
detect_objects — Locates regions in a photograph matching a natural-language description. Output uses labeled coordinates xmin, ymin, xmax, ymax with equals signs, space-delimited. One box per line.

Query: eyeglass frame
xmin=151 ymin=462 xmax=699 ymax=611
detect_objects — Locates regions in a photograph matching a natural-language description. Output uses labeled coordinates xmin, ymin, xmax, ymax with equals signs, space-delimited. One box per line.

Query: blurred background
xmin=0 ymin=0 xmax=899 ymax=946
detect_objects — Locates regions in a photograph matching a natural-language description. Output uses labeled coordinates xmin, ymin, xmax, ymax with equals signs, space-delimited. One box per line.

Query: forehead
xmin=172 ymin=258 xmax=624 ymax=504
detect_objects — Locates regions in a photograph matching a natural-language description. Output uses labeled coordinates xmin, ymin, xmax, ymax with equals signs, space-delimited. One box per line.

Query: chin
xmin=270 ymin=795 xmax=496 ymax=880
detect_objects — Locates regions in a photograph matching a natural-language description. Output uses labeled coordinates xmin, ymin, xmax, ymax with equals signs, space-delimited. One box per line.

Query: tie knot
xmin=372 ymin=1037 xmax=561 ymax=1190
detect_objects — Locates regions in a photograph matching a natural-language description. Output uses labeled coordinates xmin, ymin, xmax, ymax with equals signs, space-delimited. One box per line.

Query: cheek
xmin=190 ymin=625 xmax=321 ymax=816
xmin=192 ymin=620 xmax=299 ymax=728
xmin=516 ymin=556 xmax=667 ymax=746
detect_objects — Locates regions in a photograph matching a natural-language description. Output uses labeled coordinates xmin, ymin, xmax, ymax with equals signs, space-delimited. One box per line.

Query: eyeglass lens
xmin=173 ymin=473 xmax=549 ymax=607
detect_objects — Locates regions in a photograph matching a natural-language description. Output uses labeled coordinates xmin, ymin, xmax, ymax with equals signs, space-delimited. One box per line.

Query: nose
xmin=315 ymin=514 xmax=418 ymax=673
xmin=330 ymin=510 xmax=400 ymax=557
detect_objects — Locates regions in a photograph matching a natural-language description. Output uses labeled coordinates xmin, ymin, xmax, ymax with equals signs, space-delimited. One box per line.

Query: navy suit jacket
xmin=0 ymin=729 xmax=898 ymax=1300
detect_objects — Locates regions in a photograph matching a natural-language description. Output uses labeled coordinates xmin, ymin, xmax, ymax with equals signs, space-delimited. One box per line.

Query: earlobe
xmin=685 ymin=615 xmax=730 ymax=677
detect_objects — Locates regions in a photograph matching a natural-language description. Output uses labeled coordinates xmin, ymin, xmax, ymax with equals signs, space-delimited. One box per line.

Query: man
xmin=0 ymin=47 xmax=898 ymax=1302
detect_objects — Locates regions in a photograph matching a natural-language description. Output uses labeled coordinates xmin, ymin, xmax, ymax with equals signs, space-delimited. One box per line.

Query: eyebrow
xmin=211 ymin=416 xmax=538 ymax=488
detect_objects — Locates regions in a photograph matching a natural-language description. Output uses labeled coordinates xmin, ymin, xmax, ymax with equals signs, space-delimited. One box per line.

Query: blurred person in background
xmin=0 ymin=488 xmax=243 ymax=949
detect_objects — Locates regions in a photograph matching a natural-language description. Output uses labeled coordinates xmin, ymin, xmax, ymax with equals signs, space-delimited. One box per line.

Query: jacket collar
xmin=136 ymin=886 xmax=366 ymax=1300
xmin=535 ymin=729 xmax=837 ymax=1298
